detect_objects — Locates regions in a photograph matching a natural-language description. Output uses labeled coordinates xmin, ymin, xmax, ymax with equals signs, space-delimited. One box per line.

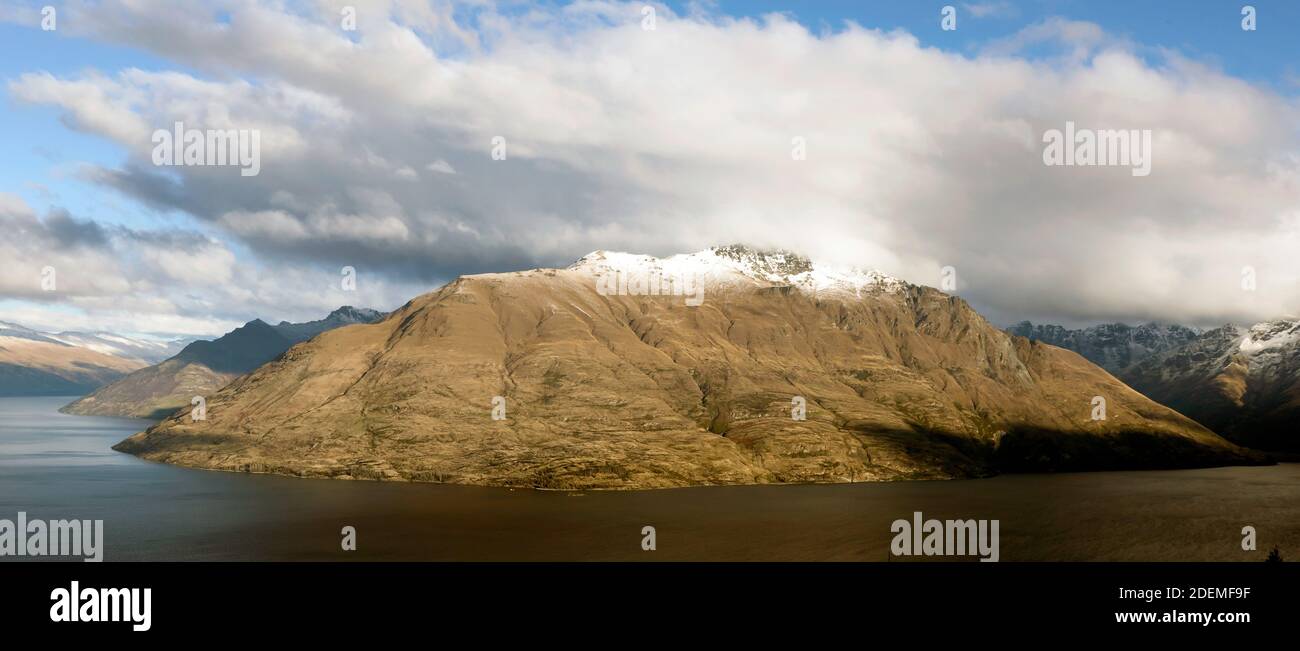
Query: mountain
xmin=112 ymin=247 xmax=1261 ymax=489
xmin=1005 ymin=321 xmax=1200 ymax=374
xmin=272 ymin=306 xmax=386 ymax=344
xmin=62 ymin=307 xmax=385 ymax=419
xmin=0 ymin=321 xmax=66 ymax=344
xmin=1121 ymin=320 xmax=1300 ymax=453
xmin=45 ymin=331 xmax=192 ymax=364
xmin=0 ymin=322 xmax=148 ymax=396
xmin=0 ymin=321 xmax=192 ymax=364
xmin=168 ymin=319 xmax=293 ymax=374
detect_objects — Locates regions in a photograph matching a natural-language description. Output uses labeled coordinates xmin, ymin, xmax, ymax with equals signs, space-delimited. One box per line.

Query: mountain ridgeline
xmin=61 ymin=307 xmax=385 ymax=419
xmin=1005 ymin=321 xmax=1201 ymax=375
xmin=171 ymin=319 xmax=292 ymax=375
xmin=0 ymin=321 xmax=152 ymax=396
xmin=112 ymin=248 xmax=1262 ymax=489
xmin=1009 ymin=319 xmax=1300 ymax=453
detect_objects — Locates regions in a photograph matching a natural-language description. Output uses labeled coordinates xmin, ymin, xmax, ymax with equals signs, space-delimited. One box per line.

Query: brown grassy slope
xmin=60 ymin=358 xmax=236 ymax=419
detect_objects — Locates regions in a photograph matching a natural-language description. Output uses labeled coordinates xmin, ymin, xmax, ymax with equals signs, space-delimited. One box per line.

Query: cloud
xmin=0 ymin=193 xmax=423 ymax=336
xmin=427 ymin=159 xmax=457 ymax=174
xmin=962 ymin=2 xmax=1015 ymax=19
xmin=0 ymin=194 xmax=132 ymax=300
xmin=980 ymin=17 xmax=1113 ymax=61
xmin=4 ymin=0 xmax=1300 ymax=332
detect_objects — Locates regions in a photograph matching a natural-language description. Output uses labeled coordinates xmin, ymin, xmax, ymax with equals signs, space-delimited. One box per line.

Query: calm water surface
xmin=2 ymin=396 xmax=1296 ymax=561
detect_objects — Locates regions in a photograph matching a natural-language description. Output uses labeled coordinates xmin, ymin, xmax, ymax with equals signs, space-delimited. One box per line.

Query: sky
xmin=0 ymin=0 xmax=1298 ymax=337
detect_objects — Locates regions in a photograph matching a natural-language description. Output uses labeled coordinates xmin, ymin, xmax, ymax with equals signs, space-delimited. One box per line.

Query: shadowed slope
xmin=1122 ymin=321 xmax=1300 ymax=453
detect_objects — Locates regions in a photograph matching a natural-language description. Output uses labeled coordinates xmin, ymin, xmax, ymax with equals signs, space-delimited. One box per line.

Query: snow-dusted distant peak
xmin=1238 ymin=319 xmax=1300 ymax=354
xmin=568 ymin=245 xmax=906 ymax=297
xmin=47 ymin=331 xmax=191 ymax=364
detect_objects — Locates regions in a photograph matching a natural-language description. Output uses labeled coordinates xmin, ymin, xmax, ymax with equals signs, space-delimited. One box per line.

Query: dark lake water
xmin=2 ymin=396 xmax=1297 ymax=561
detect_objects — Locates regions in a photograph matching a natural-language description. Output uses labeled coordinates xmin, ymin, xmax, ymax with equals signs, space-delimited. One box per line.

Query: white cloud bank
xmin=5 ymin=0 xmax=1300 ymax=332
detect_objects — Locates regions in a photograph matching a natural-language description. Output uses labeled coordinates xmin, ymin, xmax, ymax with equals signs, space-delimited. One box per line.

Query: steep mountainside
xmin=114 ymin=247 xmax=1261 ymax=488
xmin=1121 ymin=321 xmax=1300 ymax=452
xmin=62 ymin=307 xmax=384 ymax=419
xmin=1006 ymin=321 xmax=1200 ymax=374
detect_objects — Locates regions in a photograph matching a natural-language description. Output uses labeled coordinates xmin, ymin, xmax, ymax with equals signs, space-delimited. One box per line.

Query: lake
xmin=2 ymin=396 xmax=1296 ymax=561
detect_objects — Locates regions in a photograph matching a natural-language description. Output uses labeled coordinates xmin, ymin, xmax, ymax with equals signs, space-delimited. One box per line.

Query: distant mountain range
xmin=62 ymin=306 xmax=386 ymax=419
xmin=112 ymin=247 xmax=1260 ymax=489
xmin=1123 ymin=321 xmax=1300 ymax=453
xmin=1005 ymin=321 xmax=1201 ymax=375
xmin=272 ymin=306 xmax=386 ymax=345
xmin=0 ymin=321 xmax=153 ymax=396
xmin=1009 ymin=319 xmax=1300 ymax=453
xmin=0 ymin=321 xmax=192 ymax=364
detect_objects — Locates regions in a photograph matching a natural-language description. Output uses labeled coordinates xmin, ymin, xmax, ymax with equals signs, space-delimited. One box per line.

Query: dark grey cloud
xmin=25 ymin=207 xmax=108 ymax=248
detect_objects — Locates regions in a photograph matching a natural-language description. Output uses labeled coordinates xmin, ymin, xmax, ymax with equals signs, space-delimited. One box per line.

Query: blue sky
xmin=2 ymin=1 xmax=1300 ymax=335
xmin=682 ymin=0 xmax=1300 ymax=85
xmin=0 ymin=21 xmax=181 ymax=231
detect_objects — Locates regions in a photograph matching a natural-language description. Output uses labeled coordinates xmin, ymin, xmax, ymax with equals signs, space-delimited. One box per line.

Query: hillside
xmin=113 ymin=248 xmax=1262 ymax=488
xmin=62 ymin=307 xmax=384 ymax=419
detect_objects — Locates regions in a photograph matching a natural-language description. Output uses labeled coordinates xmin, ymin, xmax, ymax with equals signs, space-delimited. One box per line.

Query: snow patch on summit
xmin=568 ymin=245 xmax=906 ymax=298
xmin=1238 ymin=320 xmax=1300 ymax=355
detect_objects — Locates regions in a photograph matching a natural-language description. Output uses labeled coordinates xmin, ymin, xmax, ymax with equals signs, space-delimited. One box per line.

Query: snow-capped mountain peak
xmin=1120 ymin=317 xmax=1300 ymax=452
xmin=48 ymin=331 xmax=191 ymax=363
xmin=568 ymin=245 xmax=906 ymax=297
xmin=1238 ymin=319 xmax=1300 ymax=355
